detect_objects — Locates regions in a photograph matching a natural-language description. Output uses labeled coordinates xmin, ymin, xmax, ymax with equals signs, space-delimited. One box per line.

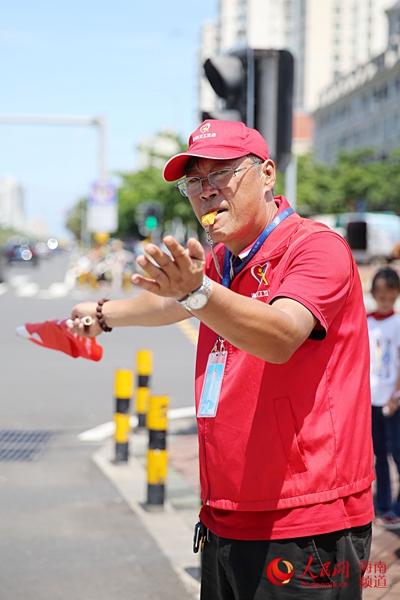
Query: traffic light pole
xmin=284 ymin=153 xmax=297 ymax=212
xmin=0 ymin=113 xmax=107 ymax=180
xmin=202 ymin=48 xmax=294 ymax=172
xmin=0 ymin=113 xmax=107 ymax=244
xmin=246 ymin=47 xmax=255 ymax=128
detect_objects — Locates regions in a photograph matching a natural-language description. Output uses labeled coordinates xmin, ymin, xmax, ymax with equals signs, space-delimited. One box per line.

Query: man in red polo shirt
xmin=69 ymin=120 xmax=374 ymax=599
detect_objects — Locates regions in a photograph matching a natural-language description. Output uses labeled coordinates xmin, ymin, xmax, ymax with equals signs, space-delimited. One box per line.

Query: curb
xmin=93 ymin=432 xmax=200 ymax=599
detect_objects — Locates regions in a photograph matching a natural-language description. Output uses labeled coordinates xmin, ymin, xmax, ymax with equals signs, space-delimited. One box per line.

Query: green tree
xmin=65 ymin=197 xmax=86 ymax=240
xmin=293 ymin=149 xmax=400 ymax=216
xmin=116 ymin=166 xmax=197 ymax=239
xmin=366 ymin=148 xmax=400 ymax=213
xmin=296 ymin=154 xmax=339 ymax=214
xmin=116 ymin=130 xmax=199 ymax=239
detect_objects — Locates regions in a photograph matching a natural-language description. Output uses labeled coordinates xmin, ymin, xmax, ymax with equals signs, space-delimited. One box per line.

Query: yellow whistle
xmin=201 ymin=211 xmax=218 ymax=227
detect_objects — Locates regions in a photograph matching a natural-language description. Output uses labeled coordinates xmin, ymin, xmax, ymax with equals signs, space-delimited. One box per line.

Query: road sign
xmin=87 ymin=180 xmax=118 ymax=233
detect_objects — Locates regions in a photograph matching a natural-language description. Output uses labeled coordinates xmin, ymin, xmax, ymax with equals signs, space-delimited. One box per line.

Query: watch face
xmin=188 ymin=292 xmax=208 ymax=310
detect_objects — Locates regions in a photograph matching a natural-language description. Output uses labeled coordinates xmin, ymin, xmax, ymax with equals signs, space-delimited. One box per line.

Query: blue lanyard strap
xmin=221 ymin=207 xmax=294 ymax=288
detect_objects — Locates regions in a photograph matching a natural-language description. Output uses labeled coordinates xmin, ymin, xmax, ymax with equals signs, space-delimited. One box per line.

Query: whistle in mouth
xmin=201 ymin=211 xmax=218 ymax=227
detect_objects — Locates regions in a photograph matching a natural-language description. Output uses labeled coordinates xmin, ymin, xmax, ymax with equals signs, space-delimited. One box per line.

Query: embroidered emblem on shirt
xmin=251 ymin=262 xmax=270 ymax=286
xmin=251 ymin=262 xmax=271 ymax=299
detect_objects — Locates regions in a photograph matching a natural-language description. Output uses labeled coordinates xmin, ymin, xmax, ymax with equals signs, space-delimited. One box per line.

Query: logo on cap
xmin=200 ymin=123 xmax=211 ymax=134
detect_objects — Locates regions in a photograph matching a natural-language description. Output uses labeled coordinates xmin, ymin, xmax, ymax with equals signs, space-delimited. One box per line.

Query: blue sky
xmin=0 ymin=0 xmax=217 ymax=236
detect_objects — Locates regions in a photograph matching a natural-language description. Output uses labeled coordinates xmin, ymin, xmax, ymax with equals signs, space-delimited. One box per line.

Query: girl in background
xmin=368 ymin=267 xmax=400 ymax=529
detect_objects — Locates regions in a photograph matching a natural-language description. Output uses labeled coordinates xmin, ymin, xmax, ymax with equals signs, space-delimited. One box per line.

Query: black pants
xmin=371 ymin=405 xmax=400 ymax=514
xmin=200 ymin=524 xmax=372 ymax=600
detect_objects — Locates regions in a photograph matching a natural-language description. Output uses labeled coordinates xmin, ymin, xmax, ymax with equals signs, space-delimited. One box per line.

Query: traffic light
xmin=203 ymin=55 xmax=247 ymax=122
xmin=136 ymin=201 xmax=163 ymax=236
xmin=144 ymin=213 xmax=158 ymax=231
xmin=202 ymin=49 xmax=294 ymax=171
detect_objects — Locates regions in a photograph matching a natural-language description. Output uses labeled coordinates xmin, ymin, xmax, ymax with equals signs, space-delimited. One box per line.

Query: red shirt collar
xmin=367 ymin=310 xmax=395 ymax=320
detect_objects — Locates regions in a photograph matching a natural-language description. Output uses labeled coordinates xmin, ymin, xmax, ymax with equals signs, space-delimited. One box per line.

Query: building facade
xmin=200 ymin=0 xmax=396 ymax=112
xmin=0 ymin=176 xmax=25 ymax=231
xmin=313 ymin=2 xmax=400 ymax=163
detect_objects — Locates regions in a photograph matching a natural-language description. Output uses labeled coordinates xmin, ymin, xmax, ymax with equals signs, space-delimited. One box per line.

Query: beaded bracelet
xmin=96 ymin=298 xmax=113 ymax=332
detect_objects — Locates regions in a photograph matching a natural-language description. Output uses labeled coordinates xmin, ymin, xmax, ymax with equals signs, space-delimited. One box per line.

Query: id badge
xmin=197 ymin=348 xmax=227 ymax=418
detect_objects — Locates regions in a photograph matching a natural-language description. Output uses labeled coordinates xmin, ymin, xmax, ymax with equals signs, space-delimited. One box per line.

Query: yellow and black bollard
xmin=135 ymin=350 xmax=152 ymax=428
xmin=146 ymin=395 xmax=169 ymax=507
xmin=113 ymin=369 xmax=133 ymax=463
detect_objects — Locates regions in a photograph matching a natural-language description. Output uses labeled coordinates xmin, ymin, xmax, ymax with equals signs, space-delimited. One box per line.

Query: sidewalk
xmin=95 ymin=417 xmax=400 ymax=600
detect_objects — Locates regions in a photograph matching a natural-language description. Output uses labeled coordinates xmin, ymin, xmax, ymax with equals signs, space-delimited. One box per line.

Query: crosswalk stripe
xmin=15 ymin=283 xmax=40 ymax=297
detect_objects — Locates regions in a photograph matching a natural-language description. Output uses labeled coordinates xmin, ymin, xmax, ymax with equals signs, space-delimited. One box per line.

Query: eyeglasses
xmin=176 ymin=160 xmax=262 ymax=198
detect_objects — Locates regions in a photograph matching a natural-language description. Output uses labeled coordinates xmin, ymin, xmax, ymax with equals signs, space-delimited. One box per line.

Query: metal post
xmin=284 ymin=153 xmax=297 ymax=211
xmin=113 ymin=369 xmax=133 ymax=463
xmin=94 ymin=115 xmax=107 ymax=180
xmin=135 ymin=350 xmax=152 ymax=428
xmin=146 ymin=395 xmax=169 ymax=509
xmin=246 ymin=47 xmax=255 ymax=128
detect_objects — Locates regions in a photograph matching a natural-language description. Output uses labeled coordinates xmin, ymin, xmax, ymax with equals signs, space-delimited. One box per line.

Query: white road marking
xmin=79 ymin=406 xmax=196 ymax=442
xmin=9 ymin=274 xmax=30 ymax=287
xmin=15 ymin=282 xmax=40 ymax=297
xmin=169 ymin=406 xmax=196 ymax=420
xmin=6 ymin=265 xmax=77 ymax=299
xmin=37 ymin=282 xmax=70 ymax=298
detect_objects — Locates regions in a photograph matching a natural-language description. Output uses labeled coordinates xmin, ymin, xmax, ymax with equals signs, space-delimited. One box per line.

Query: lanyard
xmin=221 ymin=207 xmax=294 ymax=288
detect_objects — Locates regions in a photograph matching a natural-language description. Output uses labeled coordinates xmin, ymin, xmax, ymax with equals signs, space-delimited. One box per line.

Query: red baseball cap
xmin=163 ymin=119 xmax=269 ymax=182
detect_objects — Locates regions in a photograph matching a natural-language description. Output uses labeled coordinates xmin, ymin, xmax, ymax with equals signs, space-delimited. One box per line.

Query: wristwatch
xmin=178 ymin=275 xmax=213 ymax=311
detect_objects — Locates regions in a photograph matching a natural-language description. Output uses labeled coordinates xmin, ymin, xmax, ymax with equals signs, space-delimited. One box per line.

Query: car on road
xmin=4 ymin=241 xmax=39 ymax=266
xmin=0 ymin=247 xmax=7 ymax=282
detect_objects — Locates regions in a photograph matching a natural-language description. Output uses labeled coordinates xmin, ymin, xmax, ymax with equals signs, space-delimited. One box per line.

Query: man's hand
xmin=67 ymin=302 xmax=103 ymax=337
xmin=132 ymin=236 xmax=206 ymax=299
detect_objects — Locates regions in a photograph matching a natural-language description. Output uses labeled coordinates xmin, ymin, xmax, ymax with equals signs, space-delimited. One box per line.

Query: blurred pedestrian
xmin=68 ymin=120 xmax=374 ymax=599
xmin=368 ymin=267 xmax=400 ymax=529
xmin=109 ymin=239 xmax=134 ymax=291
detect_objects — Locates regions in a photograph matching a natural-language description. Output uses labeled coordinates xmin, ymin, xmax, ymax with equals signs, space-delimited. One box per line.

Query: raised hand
xmin=132 ymin=236 xmax=206 ymax=299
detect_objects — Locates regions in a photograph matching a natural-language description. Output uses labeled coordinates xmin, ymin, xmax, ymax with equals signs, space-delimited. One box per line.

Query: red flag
xmin=16 ymin=319 xmax=103 ymax=361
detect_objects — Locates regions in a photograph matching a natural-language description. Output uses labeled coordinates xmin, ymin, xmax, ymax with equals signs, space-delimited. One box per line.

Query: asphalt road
xmin=0 ymin=252 xmax=198 ymax=600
